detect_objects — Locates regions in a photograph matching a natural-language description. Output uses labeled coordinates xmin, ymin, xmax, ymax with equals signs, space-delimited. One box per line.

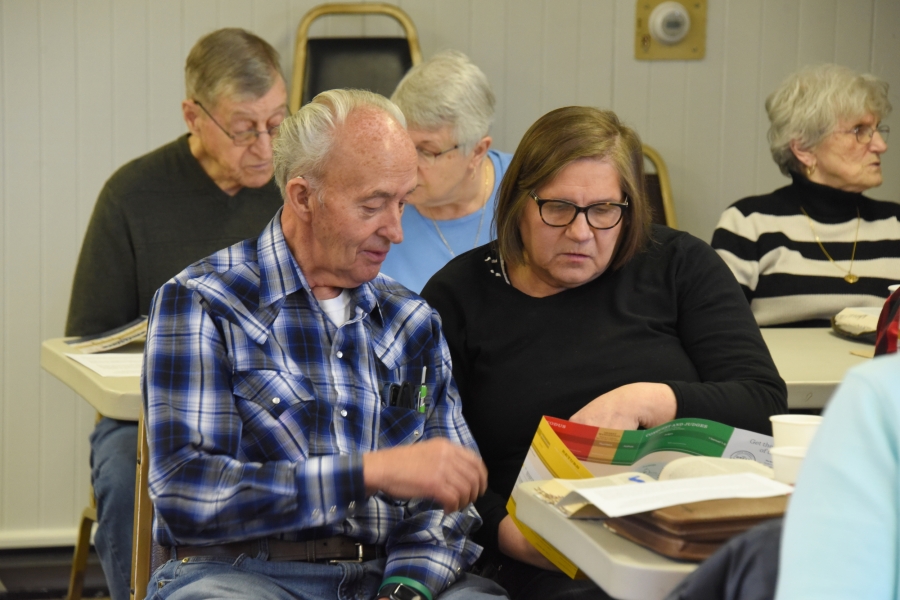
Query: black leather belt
xmin=172 ymin=536 xmax=384 ymax=563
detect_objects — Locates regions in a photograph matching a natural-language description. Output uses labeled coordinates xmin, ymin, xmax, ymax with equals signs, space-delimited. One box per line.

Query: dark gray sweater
xmin=66 ymin=134 xmax=283 ymax=336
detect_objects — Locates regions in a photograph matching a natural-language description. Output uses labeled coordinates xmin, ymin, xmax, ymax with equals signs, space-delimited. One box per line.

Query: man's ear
xmin=789 ymin=139 xmax=817 ymax=170
xmin=285 ymin=177 xmax=315 ymax=223
xmin=182 ymin=100 xmax=201 ymax=135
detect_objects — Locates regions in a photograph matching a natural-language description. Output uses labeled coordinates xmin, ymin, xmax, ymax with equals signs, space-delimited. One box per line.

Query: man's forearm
xmin=149 ymin=449 xmax=367 ymax=544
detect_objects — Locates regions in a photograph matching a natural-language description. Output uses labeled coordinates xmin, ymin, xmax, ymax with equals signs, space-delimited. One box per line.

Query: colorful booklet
xmin=506 ymin=416 xmax=775 ymax=577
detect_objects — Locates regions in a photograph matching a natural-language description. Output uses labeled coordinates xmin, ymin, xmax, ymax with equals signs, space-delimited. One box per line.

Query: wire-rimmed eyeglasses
xmin=416 ymin=144 xmax=460 ymax=166
xmin=530 ymin=191 xmax=629 ymax=230
xmin=834 ymin=124 xmax=890 ymax=145
xmin=194 ymin=100 xmax=282 ymax=147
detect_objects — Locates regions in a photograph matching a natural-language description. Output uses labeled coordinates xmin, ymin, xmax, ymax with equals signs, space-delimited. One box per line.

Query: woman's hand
xmin=498 ymin=515 xmax=560 ymax=571
xmin=569 ymin=382 xmax=677 ymax=430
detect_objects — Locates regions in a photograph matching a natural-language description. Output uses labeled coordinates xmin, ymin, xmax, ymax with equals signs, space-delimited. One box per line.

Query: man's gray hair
xmin=185 ymin=28 xmax=283 ymax=107
xmin=273 ymin=89 xmax=407 ymax=197
xmin=766 ymin=63 xmax=891 ymax=177
xmin=391 ymin=50 xmax=495 ymax=153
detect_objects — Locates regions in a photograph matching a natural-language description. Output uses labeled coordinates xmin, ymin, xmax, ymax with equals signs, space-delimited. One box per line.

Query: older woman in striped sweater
xmin=712 ymin=64 xmax=900 ymax=327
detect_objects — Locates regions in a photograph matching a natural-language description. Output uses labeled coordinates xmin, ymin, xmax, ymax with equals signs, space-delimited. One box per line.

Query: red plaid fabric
xmin=875 ymin=289 xmax=900 ymax=356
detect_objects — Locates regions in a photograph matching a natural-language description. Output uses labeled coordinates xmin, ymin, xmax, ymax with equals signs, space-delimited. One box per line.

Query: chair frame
xmin=65 ymin=499 xmax=98 ymax=600
xmin=130 ymin=416 xmax=152 ymax=600
xmin=289 ymin=2 xmax=423 ymax=113
xmin=642 ymin=144 xmax=677 ymax=228
xmin=66 ymin=412 xmax=103 ymax=600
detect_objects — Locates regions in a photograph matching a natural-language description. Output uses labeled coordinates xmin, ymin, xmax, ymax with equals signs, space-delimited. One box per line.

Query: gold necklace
xmin=799 ymin=206 xmax=860 ymax=284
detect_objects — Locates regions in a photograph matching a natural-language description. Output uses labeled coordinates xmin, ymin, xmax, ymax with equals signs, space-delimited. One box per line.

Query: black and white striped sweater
xmin=711 ymin=174 xmax=900 ymax=327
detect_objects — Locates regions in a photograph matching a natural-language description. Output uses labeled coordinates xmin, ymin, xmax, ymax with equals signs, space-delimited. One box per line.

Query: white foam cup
xmin=769 ymin=414 xmax=823 ymax=449
xmin=770 ymin=446 xmax=807 ymax=484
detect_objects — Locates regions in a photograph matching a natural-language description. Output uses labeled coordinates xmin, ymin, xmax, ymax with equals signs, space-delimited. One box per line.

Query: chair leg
xmin=66 ymin=505 xmax=98 ymax=600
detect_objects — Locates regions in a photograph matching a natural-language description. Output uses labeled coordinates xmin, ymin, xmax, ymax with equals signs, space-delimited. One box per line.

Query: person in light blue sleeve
xmin=381 ymin=50 xmax=512 ymax=292
xmin=776 ymin=352 xmax=900 ymax=599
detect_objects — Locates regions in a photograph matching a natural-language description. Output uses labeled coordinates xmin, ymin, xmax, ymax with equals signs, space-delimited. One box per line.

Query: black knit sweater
xmin=422 ymin=226 xmax=786 ymax=554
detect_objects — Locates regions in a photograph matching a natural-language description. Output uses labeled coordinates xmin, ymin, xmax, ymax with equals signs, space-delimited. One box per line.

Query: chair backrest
xmin=642 ymin=144 xmax=677 ymax=228
xmin=289 ymin=3 xmax=423 ymax=113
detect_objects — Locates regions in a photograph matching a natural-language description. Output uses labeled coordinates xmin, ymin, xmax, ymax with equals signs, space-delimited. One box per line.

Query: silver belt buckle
xmin=329 ymin=542 xmax=365 ymax=564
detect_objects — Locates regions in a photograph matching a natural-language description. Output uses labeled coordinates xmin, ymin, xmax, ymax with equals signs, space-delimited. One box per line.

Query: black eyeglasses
xmin=416 ymin=144 xmax=460 ymax=165
xmin=194 ymin=100 xmax=282 ymax=147
xmin=530 ymin=191 xmax=629 ymax=230
xmin=834 ymin=124 xmax=890 ymax=144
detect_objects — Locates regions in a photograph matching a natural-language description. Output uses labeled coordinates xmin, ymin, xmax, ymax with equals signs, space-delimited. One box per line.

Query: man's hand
xmin=569 ymin=382 xmax=677 ymax=430
xmin=498 ymin=515 xmax=559 ymax=571
xmin=363 ymin=438 xmax=487 ymax=513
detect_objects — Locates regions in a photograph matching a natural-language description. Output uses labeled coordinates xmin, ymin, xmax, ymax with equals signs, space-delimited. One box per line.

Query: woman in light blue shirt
xmin=776 ymin=352 xmax=900 ymax=599
xmin=381 ymin=50 xmax=512 ymax=292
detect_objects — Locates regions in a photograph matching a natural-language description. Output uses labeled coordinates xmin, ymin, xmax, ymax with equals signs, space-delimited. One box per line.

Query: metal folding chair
xmin=289 ymin=2 xmax=423 ymax=113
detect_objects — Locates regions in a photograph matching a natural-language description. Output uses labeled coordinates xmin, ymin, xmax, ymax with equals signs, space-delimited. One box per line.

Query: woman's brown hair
xmin=494 ymin=106 xmax=651 ymax=270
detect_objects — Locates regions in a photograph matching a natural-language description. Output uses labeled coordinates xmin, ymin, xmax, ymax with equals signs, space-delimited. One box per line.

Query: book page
xmin=569 ymin=473 xmax=792 ymax=519
xmin=540 ymin=473 xmax=655 ymax=518
xmin=66 ymin=353 xmax=143 ymax=377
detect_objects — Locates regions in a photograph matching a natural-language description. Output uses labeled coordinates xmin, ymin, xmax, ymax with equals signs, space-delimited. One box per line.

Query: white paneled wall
xmin=1 ymin=0 xmax=898 ymax=548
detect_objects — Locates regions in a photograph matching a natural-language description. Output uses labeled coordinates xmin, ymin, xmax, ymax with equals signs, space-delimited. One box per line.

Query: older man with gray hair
xmin=141 ymin=89 xmax=508 ymax=600
xmin=66 ymin=28 xmax=286 ymax=599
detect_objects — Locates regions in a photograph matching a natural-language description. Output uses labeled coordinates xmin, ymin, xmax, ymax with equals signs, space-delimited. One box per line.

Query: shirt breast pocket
xmin=233 ymin=370 xmax=334 ymax=461
xmin=378 ymin=405 xmax=426 ymax=449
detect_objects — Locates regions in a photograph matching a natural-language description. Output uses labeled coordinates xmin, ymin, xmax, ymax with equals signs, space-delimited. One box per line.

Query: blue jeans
xmin=90 ymin=417 xmax=139 ymax=600
xmin=147 ymin=554 xmax=509 ymax=600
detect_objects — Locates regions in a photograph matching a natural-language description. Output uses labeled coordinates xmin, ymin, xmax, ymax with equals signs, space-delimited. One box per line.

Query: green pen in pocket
xmin=417 ymin=367 xmax=427 ymax=413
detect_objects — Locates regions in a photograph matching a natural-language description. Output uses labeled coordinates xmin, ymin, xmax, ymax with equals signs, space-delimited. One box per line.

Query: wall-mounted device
xmin=635 ymin=0 xmax=707 ymax=60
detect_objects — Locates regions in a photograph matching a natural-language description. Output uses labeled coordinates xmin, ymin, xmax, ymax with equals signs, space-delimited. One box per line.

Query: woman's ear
xmin=468 ymin=136 xmax=493 ymax=171
xmin=789 ymin=139 xmax=817 ymax=170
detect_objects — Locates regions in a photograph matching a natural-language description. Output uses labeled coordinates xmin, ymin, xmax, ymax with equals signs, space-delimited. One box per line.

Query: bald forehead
xmin=334 ymin=106 xmax=414 ymax=155
xmin=320 ymin=107 xmax=417 ymax=183
xmin=310 ymin=106 xmax=416 ymax=199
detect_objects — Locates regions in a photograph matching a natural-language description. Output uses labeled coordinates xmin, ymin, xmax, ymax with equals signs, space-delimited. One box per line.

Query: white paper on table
xmin=561 ymin=473 xmax=792 ymax=518
xmin=833 ymin=306 xmax=882 ymax=335
xmin=66 ymin=353 xmax=144 ymax=377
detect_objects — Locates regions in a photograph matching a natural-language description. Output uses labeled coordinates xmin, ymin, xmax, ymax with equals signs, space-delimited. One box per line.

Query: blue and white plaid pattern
xmin=143 ymin=210 xmax=483 ymax=596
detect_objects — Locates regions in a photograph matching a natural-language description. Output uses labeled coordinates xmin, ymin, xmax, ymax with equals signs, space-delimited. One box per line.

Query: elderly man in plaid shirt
xmin=142 ymin=89 xmax=508 ymax=600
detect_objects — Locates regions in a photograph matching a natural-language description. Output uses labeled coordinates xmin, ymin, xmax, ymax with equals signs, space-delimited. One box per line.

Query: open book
xmin=535 ymin=457 xmax=786 ymax=519
xmin=527 ymin=456 xmax=791 ymax=562
xmin=507 ymin=417 xmax=777 ymax=576
xmin=65 ymin=317 xmax=148 ymax=354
